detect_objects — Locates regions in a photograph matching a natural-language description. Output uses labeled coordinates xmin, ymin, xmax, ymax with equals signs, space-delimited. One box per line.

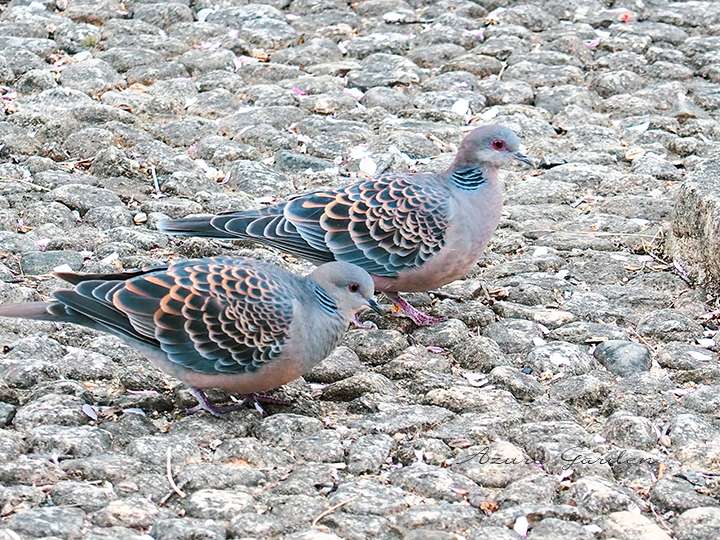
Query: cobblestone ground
xmin=1 ymin=0 xmax=720 ymax=539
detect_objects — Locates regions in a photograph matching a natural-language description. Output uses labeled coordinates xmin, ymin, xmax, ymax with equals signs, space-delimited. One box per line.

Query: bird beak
xmin=366 ymin=298 xmax=384 ymax=315
xmin=512 ymin=150 xmax=535 ymax=167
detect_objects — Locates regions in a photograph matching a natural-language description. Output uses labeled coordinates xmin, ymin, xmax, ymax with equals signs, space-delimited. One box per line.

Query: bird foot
xmin=187 ymin=388 xmax=288 ymax=417
xmin=390 ymin=297 xmax=446 ymax=327
xmin=351 ymin=314 xmax=378 ymax=330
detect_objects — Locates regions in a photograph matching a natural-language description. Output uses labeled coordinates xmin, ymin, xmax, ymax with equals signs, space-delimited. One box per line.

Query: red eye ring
xmin=349 ymin=283 xmax=359 ymax=293
xmin=491 ymin=139 xmax=505 ymax=151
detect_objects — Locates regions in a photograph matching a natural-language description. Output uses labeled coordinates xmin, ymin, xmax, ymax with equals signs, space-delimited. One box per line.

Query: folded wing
xmin=165 ymin=175 xmax=450 ymax=278
xmin=52 ymin=258 xmax=296 ymax=375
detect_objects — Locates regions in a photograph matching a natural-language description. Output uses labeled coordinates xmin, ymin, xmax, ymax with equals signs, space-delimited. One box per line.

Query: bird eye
xmin=348 ymin=283 xmax=359 ymax=293
xmin=491 ymin=139 xmax=505 ymax=151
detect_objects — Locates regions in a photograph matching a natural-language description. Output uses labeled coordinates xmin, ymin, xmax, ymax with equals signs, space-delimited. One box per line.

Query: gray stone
xmin=347 ymin=53 xmax=422 ymax=90
xmin=527 ymin=518 xmax=596 ymax=539
xmin=390 ymin=462 xmax=486 ymax=502
xmin=489 ymin=366 xmax=543 ymax=401
xmin=600 ymin=511 xmax=671 ymax=540
xmin=321 ymin=372 xmax=396 ymax=401
xmin=48 ymin=184 xmax=122 ymax=213
xmin=151 ymin=518 xmax=226 ymax=540
xmin=361 ymin=86 xmax=412 ymax=112
xmin=637 ymin=309 xmax=703 ymax=342
xmin=54 ymin=22 xmax=102 ymax=54
xmin=133 ymin=2 xmax=193 ymax=29
xmin=484 ymin=319 xmax=545 ymax=354
xmin=343 ymin=329 xmax=409 ymax=365
xmin=84 ymin=206 xmax=134 ymax=229
xmin=526 ymin=342 xmax=598 ymax=377
xmin=591 ymin=70 xmax=644 ymax=97
xmin=351 ymin=405 xmax=454 ymax=434
xmin=565 ymin=475 xmax=642 ymax=515
xmin=255 ymin=413 xmax=324 ymax=446
xmin=228 ymin=512 xmax=286 ymax=538
xmin=676 ymin=507 xmax=720 ymax=540
xmin=305 ymin=346 xmax=364 ymax=383
xmin=671 ymin=154 xmax=720 ymax=288
xmin=452 ymin=336 xmax=509 ymax=372
xmin=603 ymin=413 xmax=658 ymax=450
xmin=223 ymin=159 xmax=293 ymax=198
xmin=7 ymin=506 xmax=86 ymax=539
xmin=329 ymin=479 xmax=411 ymax=516
xmin=51 ymin=480 xmax=116 ymax=512
xmin=594 ymin=340 xmax=652 ymax=377
xmin=651 ymin=476 xmax=718 ymax=514
xmin=20 ymin=250 xmax=84 ymax=275
xmin=93 ymin=497 xmax=161 ymax=529
xmin=60 ymin=58 xmax=124 ymax=96
xmin=413 ymin=319 xmax=471 ymax=349
xmin=30 ymin=425 xmax=112 ymax=457
xmin=13 ymin=394 xmax=87 ymax=430
xmin=16 ymin=68 xmax=57 ymax=93
xmin=293 ymin=430 xmax=344 ymax=464
xmin=452 ymin=440 xmax=535 ymax=488
xmin=275 ymin=150 xmax=333 ymax=172
xmin=184 ymin=488 xmax=254 ymax=519
xmin=469 ymin=526 xmax=523 ymax=540
xmin=347 ymin=433 xmax=394 ymax=475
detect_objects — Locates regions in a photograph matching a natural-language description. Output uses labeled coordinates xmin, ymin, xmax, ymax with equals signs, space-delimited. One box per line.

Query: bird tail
xmin=157 ymin=208 xmax=280 ymax=240
xmin=156 ymin=214 xmax=230 ymax=238
xmin=0 ymin=301 xmax=71 ymax=323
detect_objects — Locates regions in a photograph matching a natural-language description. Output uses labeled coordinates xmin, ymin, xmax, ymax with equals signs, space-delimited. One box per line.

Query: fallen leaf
xmin=479 ymin=500 xmax=499 ymax=514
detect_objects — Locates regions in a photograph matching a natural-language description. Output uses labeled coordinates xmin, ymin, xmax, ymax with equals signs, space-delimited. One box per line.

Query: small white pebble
xmin=197 ymin=8 xmax=215 ymax=22
xmin=53 ymin=264 xmax=73 ymax=273
xmin=100 ymin=252 xmax=119 ymax=265
xmin=687 ymin=351 xmax=711 ymax=361
xmin=359 ymin=156 xmax=377 ymax=176
xmin=513 ymin=515 xmax=529 ymax=537
xmin=451 ymin=98 xmax=470 ymax=117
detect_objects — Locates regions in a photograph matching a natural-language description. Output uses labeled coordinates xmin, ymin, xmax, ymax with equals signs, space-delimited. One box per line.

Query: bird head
xmin=310 ymin=262 xmax=381 ymax=317
xmin=455 ymin=124 xmax=534 ymax=169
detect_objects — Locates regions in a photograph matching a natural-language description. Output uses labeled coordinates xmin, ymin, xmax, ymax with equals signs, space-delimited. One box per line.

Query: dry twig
xmin=165 ymin=447 xmax=186 ymax=501
xmin=311 ymin=496 xmax=358 ymax=527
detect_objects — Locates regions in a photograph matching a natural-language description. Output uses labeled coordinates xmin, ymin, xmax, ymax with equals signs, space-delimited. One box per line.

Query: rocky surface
xmin=671 ymin=150 xmax=720 ymax=290
xmin=0 ymin=0 xmax=719 ymax=539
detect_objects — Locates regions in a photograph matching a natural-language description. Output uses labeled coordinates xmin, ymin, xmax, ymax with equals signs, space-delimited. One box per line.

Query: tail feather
xmin=0 ymin=297 xmax=153 ymax=344
xmin=157 ymin=214 xmax=237 ymax=238
xmin=0 ymin=301 xmax=67 ymax=322
xmin=55 ymin=266 xmax=167 ymax=285
xmin=157 ymin=206 xmax=286 ymax=240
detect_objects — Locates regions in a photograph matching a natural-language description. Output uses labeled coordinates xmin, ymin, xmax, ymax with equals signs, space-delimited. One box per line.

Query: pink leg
xmin=386 ymin=293 xmax=446 ymax=327
xmin=186 ymin=388 xmax=288 ymax=417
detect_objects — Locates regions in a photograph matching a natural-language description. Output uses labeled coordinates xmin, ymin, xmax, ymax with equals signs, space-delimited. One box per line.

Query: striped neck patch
xmin=314 ymin=285 xmax=338 ymax=314
xmin=451 ymin=167 xmax=487 ymax=190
